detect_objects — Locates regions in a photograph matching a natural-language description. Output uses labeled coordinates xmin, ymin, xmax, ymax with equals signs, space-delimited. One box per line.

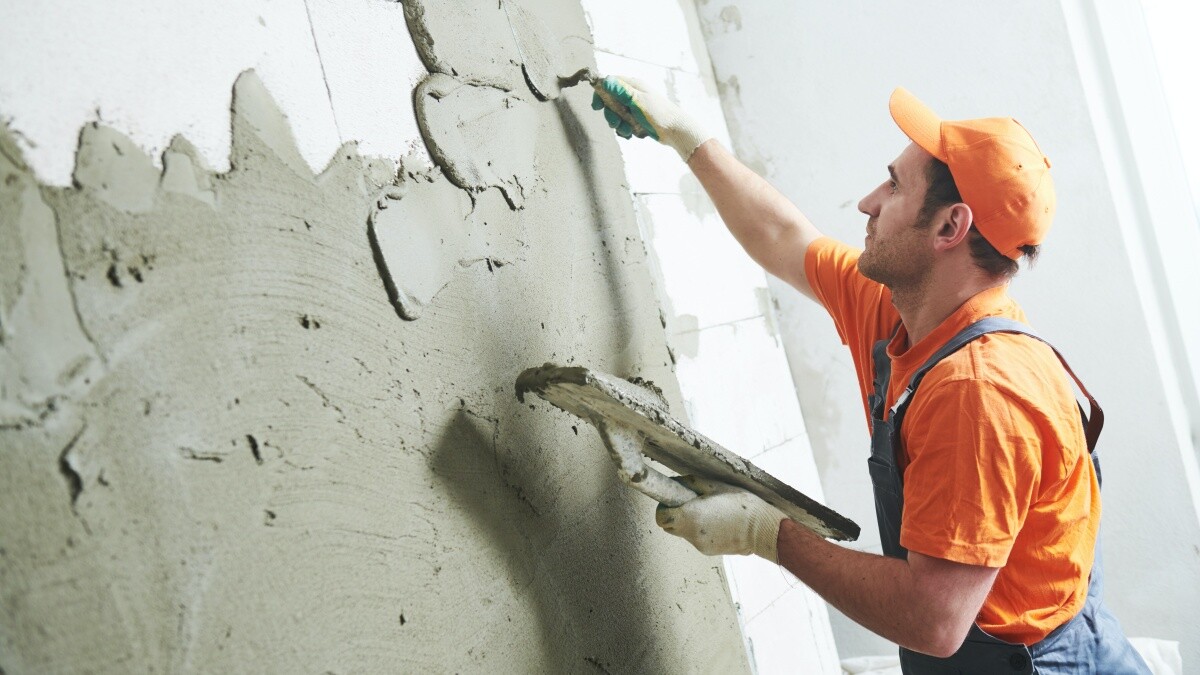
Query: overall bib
xmin=868 ymin=317 xmax=1149 ymax=674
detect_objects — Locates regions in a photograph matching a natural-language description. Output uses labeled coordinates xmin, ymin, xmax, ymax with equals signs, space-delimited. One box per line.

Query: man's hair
xmin=920 ymin=158 xmax=1039 ymax=278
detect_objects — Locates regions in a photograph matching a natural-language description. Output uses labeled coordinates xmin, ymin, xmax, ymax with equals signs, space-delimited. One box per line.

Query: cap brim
xmin=889 ymin=87 xmax=947 ymax=162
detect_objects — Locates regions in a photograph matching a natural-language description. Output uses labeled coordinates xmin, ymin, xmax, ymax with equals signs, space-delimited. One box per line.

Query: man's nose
xmin=858 ymin=190 xmax=877 ymax=217
xmin=859 ymin=182 xmax=887 ymax=216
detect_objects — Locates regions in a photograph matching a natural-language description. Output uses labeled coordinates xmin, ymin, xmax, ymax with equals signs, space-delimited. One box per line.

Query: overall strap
xmin=870 ymin=324 xmax=898 ymax=408
xmin=889 ymin=317 xmax=1104 ymax=453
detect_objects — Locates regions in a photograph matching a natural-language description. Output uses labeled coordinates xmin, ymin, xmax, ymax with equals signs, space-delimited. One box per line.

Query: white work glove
xmin=655 ymin=476 xmax=788 ymax=563
xmin=591 ymin=75 xmax=713 ymax=162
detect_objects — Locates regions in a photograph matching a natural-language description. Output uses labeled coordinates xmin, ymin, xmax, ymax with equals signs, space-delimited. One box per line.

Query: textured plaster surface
xmin=0 ymin=1 xmax=751 ymax=672
xmin=414 ymin=74 xmax=538 ymax=209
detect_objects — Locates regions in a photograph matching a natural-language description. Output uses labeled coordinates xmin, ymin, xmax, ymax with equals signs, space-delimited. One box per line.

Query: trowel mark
xmin=367 ymin=167 xmax=472 ymax=321
xmin=55 ymin=422 xmax=93 ymax=534
xmin=414 ymin=73 xmax=538 ymax=210
xmin=58 ymin=423 xmax=86 ymax=506
xmin=502 ymin=1 xmax=564 ymax=101
xmin=402 ymin=0 xmax=595 ymax=103
xmin=401 ymin=0 xmax=539 ymax=95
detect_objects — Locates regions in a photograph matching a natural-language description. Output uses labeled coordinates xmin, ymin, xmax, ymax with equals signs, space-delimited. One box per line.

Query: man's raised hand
xmin=591 ymin=75 xmax=712 ymax=161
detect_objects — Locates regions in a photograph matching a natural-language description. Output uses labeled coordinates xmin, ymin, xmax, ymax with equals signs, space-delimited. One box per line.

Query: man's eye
xmin=889 ymin=181 xmax=898 ymax=193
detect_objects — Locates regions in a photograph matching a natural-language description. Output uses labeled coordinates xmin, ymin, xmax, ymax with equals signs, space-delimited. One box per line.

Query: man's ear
xmin=933 ymin=203 xmax=974 ymax=251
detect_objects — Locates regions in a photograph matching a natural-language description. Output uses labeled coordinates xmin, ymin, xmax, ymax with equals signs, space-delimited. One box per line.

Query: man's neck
xmin=891 ymin=272 xmax=1008 ymax=347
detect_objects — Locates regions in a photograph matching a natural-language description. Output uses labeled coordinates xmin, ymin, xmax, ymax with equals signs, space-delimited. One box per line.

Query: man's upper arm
xmin=771 ymin=216 xmax=824 ymax=301
xmin=907 ymin=550 xmax=1000 ymax=654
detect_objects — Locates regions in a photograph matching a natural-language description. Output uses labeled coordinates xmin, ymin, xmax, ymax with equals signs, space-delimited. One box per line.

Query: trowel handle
xmin=597 ymin=423 xmax=698 ymax=507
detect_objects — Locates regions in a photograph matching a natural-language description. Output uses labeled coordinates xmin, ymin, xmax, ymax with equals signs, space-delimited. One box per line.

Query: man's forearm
xmin=777 ymin=520 xmax=994 ymax=658
xmin=687 ymin=140 xmax=822 ymax=297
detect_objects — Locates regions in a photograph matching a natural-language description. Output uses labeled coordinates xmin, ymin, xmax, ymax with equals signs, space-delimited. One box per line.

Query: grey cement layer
xmin=0 ymin=2 xmax=751 ymax=672
xmin=402 ymin=0 xmax=592 ymax=101
xmin=414 ymin=73 xmax=538 ymax=209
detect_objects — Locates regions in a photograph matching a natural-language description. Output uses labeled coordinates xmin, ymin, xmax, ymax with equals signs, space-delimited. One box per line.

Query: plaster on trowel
xmin=516 ymin=364 xmax=860 ymax=541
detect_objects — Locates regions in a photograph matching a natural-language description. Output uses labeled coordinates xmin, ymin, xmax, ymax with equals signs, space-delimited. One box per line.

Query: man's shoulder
xmin=917 ymin=330 xmax=1082 ymax=431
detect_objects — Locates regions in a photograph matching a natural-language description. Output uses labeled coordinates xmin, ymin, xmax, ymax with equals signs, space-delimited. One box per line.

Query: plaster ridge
xmin=71 ymin=122 xmax=159 ymax=213
xmin=0 ymin=118 xmax=30 ymax=173
xmin=56 ymin=421 xmax=90 ymax=534
xmin=46 ymin=183 xmax=108 ymax=368
xmin=0 ymin=152 xmax=27 ymax=345
xmin=160 ymin=134 xmax=218 ymax=207
xmin=400 ymin=1 xmax=444 ymax=76
xmin=501 ymin=0 xmax=568 ymax=101
xmin=228 ymin=69 xmax=316 ymax=181
xmin=366 ymin=195 xmax=411 ymax=322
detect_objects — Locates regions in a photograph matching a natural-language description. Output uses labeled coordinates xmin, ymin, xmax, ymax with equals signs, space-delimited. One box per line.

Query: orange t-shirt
xmin=804 ymin=236 xmax=1100 ymax=645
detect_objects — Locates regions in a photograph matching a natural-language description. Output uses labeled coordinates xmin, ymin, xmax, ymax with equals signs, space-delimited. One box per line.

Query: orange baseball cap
xmin=889 ymin=87 xmax=1055 ymax=260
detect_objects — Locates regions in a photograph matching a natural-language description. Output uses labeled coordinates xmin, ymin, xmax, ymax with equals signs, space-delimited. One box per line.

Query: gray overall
xmin=868 ymin=317 xmax=1149 ymax=674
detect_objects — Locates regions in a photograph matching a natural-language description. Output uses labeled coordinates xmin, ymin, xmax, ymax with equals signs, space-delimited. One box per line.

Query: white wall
xmin=581 ymin=2 xmax=842 ymax=672
xmin=0 ymin=0 xmax=428 ymax=185
xmin=1061 ymin=0 xmax=1200 ymax=525
xmin=696 ymin=0 xmax=1200 ymax=665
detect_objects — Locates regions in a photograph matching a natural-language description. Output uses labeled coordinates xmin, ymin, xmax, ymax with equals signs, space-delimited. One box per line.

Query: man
xmin=591 ymin=77 xmax=1150 ymax=673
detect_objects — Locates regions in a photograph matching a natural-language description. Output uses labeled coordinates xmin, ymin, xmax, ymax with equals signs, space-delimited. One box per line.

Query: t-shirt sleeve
xmin=804 ymin=237 xmax=900 ymax=401
xmin=898 ymin=376 xmax=1042 ymax=567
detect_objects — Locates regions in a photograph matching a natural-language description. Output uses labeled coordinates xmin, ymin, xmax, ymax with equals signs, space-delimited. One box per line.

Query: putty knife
xmin=516 ymin=363 xmax=859 ymax=541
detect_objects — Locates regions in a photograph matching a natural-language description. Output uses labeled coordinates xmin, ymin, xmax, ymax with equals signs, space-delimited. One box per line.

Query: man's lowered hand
xmin=655 ymin=476 xmax=787 ymax=563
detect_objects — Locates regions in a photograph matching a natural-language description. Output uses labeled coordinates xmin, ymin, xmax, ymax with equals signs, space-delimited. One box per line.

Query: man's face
xmin=856 ymin=143 xmax=936 ymax=289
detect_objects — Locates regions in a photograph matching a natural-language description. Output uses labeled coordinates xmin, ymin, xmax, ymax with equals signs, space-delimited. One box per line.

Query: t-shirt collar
xmin=886 ymin=285 xmax=1014 ymax=375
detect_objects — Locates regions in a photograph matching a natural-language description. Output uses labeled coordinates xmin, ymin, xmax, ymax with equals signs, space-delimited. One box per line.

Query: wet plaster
xmin=401 ymin=0 xmax=593 ymax=100
xmin=413 ymin=73 xmax=538 ymax=209
xmin=0 ymin=1 xmax=750 ymax=672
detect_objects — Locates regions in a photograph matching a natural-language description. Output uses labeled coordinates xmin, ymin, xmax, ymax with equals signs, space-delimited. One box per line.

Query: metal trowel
xmin=516 ymin=363 xmax=860 ymax=541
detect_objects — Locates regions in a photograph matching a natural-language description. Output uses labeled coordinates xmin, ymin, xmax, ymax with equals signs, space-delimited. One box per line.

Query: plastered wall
xmin=0 ymin=1 xmax=752 ymax=672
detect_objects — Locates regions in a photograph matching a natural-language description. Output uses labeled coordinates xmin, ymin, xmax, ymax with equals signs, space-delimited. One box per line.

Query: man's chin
xmin=856 ymin=257 xmax=881 ymax=284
